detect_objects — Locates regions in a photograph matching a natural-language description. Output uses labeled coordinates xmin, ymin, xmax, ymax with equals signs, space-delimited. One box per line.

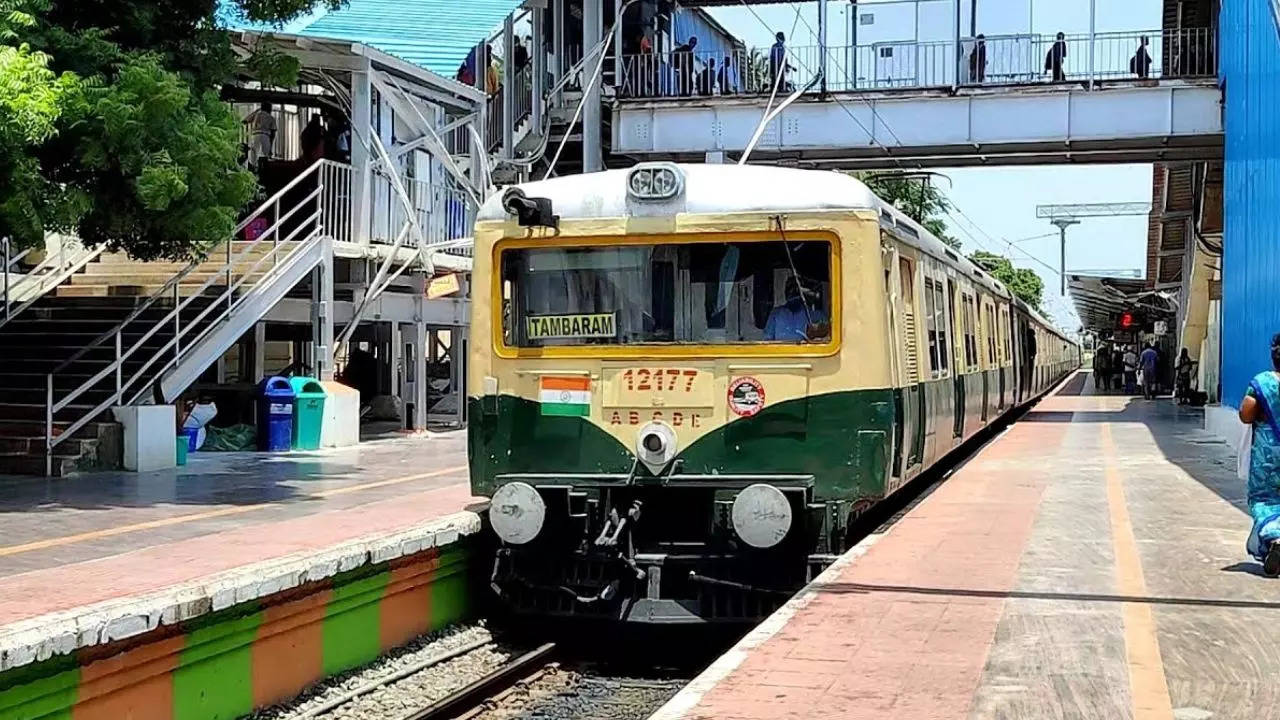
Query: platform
xmin=0 ymin=432 xmax=480 ymax=672
xmin=653 ymin=372 xmax=1274 ymax=720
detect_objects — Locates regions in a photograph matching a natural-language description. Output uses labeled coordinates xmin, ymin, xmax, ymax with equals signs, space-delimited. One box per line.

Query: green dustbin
xmin=289 ymin=377 xmax=327 ymax=450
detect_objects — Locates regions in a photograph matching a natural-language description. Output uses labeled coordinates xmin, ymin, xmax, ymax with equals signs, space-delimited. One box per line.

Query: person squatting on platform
xmin=1239 ymin=333 xmax=1280 ymax=576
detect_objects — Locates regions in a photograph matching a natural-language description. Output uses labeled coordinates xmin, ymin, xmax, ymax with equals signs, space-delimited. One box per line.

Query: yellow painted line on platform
xmin=1101 ymin=424 xmax=1174 ymax=720
xmin=0 ymin=464 xmax=469 ymax=558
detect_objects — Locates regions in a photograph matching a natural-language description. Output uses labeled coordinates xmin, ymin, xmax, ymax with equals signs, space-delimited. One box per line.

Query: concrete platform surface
xmin=653 ymin=372 xmax=1272 ymax=720
xmin=0 ymin=432 xmax=480 ymax=671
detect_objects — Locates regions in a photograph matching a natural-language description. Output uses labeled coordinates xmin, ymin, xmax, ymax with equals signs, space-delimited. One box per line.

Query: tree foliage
xmin=855 ymin=172 xmax=961 ymax=249
xmin=969 ymin=250 xmax=1045 ymax=310
xmin=0 ymin=0 xmax=338 ymax=260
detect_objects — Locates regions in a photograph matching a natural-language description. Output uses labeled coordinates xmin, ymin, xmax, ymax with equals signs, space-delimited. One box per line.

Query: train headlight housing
xmin=635 ymin=421 xmax=677 ymax=473
xmin=489 ymin=481 xmax=546 ymax=545
xmin=627 ymin=163 xmax=683 ymax=201
xmin=731 ymin=484 xmax=793 ymax=549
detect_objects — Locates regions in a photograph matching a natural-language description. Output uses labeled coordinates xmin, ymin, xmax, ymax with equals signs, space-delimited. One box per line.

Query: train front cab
xmin=468 ymin=181 xmax=908 ymax=623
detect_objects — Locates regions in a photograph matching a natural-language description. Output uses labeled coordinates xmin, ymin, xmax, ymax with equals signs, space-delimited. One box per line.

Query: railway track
xmin=396 ymin=642 xmax=557 ymax=720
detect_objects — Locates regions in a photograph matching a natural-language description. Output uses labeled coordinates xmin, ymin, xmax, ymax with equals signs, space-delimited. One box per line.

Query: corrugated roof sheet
xmin=219 ymin=0 xmax=520 ymax=76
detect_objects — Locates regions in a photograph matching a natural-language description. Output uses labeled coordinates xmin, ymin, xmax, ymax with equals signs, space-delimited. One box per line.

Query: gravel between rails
xmin=467 ymin=666 xmax=686 ymax=720
xmin=250 ymin=623 xmax=522 ymax=720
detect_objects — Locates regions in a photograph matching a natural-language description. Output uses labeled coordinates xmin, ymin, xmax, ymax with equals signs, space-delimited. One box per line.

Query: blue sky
xmin=706 ymin=0 xmax=1163 ymax=328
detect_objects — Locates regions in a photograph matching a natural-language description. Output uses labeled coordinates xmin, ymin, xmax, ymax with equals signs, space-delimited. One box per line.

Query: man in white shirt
xmin=243 ymin=102 xmax=276 ymax=169
xmin=1122 ymin=345 xmax=1139 ymax=394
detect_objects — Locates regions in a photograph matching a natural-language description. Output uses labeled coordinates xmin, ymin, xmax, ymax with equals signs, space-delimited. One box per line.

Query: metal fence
xmin=368 ymin=169 xmax=474 ymax=252
xmin=617 ymin=27 xmax=1216 ymax=100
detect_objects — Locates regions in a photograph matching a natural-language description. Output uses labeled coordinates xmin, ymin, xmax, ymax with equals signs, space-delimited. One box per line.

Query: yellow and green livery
xmin=469 ymin=163 xmax=1078 ymax=623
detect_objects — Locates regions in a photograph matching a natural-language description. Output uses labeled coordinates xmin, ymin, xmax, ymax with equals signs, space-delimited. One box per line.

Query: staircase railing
xmin=42 ymin=158 xmax=342 ymax=474
xmin=2 ymin=235 xmax=105 ymax=330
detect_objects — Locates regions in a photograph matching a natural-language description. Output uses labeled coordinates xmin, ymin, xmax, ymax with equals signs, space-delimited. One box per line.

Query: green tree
xmin=0 ymin=0 xmax=340 ymax=260
xmin=855 ymin=171 xmax=960 ymax=249
xmin=969 ymin=250 xmax=1044 ymax=310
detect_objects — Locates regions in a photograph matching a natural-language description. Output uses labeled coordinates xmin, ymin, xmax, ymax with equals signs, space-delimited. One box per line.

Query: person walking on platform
xmin=1238 ymin=334 xmax=1280 ymax=576
xmin=1122 ymin=345 xmax=1139 ymax=393
xmin=1140 ymin=342 xmax=1159 ymax=399
xmin=1111 ymin=346 xmax=1125 ymax=390
xmin=1093 ymin=345 xmax=1111 ymax=391
xmin=1175 ymin=348 xmax=1197 ymax=403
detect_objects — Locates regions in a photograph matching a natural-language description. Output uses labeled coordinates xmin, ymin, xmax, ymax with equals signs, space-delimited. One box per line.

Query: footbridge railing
xmin=617 ymin=27 xmax=1217 ymax=100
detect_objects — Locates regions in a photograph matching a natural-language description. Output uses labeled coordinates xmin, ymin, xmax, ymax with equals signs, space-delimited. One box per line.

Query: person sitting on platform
xmin=1238 ymin=333 xmax=1280 ymax=576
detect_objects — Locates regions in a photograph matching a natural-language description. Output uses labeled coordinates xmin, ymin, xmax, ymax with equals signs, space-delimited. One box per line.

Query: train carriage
xmin=468 ymin=163 xmax=1078 ymax=624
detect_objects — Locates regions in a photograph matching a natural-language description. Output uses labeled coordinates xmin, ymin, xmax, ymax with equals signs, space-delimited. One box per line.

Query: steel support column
xmin=818 ymin=0 xmax=829 ymax=94
xmin=583 ymin=0 xmax=603 ymax=172
xmin=953 ymin=0 xmax=962 ymax=88
xmin=502 ymin=14 xmax=516 ymax=159
xmin=470 ymin=40 xmax=488 ymax=191
xmin=350 ymin=66 xmax=373 ymax=245
xmin=552 ymin=0 xmax=565 ymax=104
xmin=313 ymin=233 xmax=335 ymax=380
xmin=532 ymin=6 xmax=545 ymax=136
xmin=1088 ymin=0 xmax=1096 ymax=85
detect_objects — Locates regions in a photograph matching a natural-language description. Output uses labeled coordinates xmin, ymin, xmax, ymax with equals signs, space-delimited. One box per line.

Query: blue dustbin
xmin=257 ymin=376 xmax=296 ymax=451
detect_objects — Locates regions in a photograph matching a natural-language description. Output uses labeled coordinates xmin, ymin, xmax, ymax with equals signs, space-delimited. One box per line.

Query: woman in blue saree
xmin=1240 ymin=333 xmax=1280 ymax=575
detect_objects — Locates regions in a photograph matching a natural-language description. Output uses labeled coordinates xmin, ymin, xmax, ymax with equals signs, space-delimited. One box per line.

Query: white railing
xmin=42 ymin=159 xmax=335 ymax=474
xmin=1 ymin=235 xmax=105 ymax=330
xmin=616 ymin=27 xmax=1217 ymax=100
xmin=368 ymin=170 xmax=475 ymax=254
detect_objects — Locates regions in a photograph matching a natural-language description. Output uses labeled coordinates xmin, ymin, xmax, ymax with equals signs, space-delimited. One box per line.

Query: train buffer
xmin=652 ymin=371 xmax=1272 ymax=719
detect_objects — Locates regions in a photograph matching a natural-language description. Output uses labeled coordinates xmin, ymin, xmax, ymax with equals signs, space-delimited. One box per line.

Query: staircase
xmin=0 ymin=159 xmax=342 ymax=476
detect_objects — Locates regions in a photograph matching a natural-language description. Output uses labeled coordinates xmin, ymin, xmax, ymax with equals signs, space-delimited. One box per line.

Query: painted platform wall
xmin=1220 ymin=0 xmax=1280 ymax=407
xmin=0 ymin=544 xmax=472 ymax=720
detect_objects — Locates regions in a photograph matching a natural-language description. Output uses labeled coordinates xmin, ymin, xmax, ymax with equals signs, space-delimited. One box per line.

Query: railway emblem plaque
xmin=727 ymin=376 xmax=766 ymax=417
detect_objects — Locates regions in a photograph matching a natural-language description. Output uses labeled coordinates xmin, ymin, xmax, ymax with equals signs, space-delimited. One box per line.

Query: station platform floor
xmin=653 ymin=372 xmax=1272 ymax=720
xmin=0 ymin=432 xmax=478 ymax=653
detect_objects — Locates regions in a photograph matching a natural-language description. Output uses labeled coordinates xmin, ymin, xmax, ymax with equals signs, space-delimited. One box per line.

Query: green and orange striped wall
xmin=0 ymin=544 xmax=473 ymax=720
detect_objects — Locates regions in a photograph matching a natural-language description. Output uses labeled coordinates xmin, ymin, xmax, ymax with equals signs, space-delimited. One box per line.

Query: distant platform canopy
xmin=1068 ymin=274 xmax=1178 ymax=334
xmin=217 ymin=0 xmax=523 ymax=77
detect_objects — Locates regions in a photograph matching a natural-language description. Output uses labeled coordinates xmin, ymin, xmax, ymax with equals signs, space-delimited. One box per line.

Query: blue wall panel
xmin=1220 ymin=0 xmax=1280 ymax=407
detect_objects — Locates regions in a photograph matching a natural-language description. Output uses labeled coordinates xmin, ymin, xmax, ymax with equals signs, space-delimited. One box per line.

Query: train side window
xmin=898 ymin=257 xmax=914 ymax=305
xmin=985 ymin=304 xmax=997 ymax=365
xmin=962 ymin=295 xmax=978 ymax=369
xmin=947 ymin=280 xmax=959 ymax=370
xmin=924 ymin=278 xmax=939 ymax=376
xmin=934 ymin=280 xmax=949 ymax=374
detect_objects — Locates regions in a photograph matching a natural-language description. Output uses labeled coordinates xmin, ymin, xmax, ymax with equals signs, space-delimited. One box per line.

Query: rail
xmin=616 ymin=27 xmax=1216 ymax=99
xmin=1 ymin=235 xmax=105 ymax=330
xmin=42 ymin=158 xmax=336 ymax=474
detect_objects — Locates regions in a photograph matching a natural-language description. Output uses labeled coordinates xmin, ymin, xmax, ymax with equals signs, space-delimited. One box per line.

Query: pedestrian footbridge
xmin=611 ymin=29 xmax=1223 ymax=168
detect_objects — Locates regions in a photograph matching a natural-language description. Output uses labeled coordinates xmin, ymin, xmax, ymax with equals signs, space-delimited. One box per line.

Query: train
xmin=467 ymin=163 xmax=1079 ymax=624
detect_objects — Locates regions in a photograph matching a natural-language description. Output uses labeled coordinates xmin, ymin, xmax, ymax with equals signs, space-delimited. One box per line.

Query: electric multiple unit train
xmin=467 ymin=163 xmax=1078 ymax=624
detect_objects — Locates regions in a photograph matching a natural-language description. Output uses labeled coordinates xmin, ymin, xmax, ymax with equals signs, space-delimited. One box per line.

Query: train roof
xmin=478 ymin=164 xmax=1072 ymax=343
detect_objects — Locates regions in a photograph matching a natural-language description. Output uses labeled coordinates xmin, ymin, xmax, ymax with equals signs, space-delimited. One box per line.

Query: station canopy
xmin=218 ymin=0 xmax=524 ymax=77
xmin=1067 ymin=274 xmax=1178 ymax=334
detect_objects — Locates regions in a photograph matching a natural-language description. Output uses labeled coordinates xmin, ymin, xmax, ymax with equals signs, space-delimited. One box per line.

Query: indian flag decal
xmin=540 ymin=376 xmax=591 ymax=417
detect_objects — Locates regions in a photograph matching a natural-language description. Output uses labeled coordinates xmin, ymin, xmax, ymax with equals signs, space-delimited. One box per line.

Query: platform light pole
xmin=1036 ymin=201 xmax=1154 ymax=297
xmin=1050 ymin=218 xmax=1080 ymax=296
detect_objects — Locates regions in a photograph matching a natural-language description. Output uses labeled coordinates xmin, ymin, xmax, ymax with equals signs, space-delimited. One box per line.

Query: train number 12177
xmin=619 ymin=368 xmax=699 ymax=392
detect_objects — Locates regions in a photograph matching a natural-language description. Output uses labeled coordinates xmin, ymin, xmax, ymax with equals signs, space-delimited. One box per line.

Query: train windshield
xmin=500 ymin=237 xmax=832 ymax=347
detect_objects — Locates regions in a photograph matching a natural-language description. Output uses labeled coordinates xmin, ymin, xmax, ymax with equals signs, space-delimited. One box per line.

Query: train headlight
xmin=627 ymin=163 xmax=684 ymax=201
xmin=489 ymin=482 xmax=546 ymax=545
xmin=731 ymin=484 xmax=793 ymax=549
xmin=635 ymin=421 xmax=677 ymax=473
